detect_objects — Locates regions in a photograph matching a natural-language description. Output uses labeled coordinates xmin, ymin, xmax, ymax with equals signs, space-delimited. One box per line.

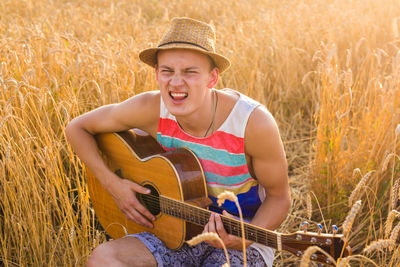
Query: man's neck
xmin=175 ymin=90 xmax=216 ymax=138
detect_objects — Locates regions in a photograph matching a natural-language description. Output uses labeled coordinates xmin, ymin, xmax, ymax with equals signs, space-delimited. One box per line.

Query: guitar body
xmin=87 ymin=129 xmax=207 ymax=249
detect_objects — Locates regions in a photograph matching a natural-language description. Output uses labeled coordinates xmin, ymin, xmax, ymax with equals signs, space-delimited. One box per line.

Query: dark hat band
xmin=158 ymin=41 xmax=209 ymax=51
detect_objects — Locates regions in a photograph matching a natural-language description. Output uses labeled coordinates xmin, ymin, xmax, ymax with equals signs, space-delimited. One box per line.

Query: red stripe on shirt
xmin=199 ymin=158 xmax=249 ymax=176
xmin=158 ymin=118 xmax=244 ymax=154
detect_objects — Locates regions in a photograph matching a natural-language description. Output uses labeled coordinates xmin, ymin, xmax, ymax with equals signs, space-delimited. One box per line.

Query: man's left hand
xmin=202 ymin=210 xmax=251 ymax=250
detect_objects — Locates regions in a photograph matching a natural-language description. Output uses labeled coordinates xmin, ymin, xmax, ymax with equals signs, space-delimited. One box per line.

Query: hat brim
xmin=139 ymin=43 xmax=231 ymax=73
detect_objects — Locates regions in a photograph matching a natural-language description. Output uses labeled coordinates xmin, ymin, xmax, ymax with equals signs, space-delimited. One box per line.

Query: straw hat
xmin=139 ymin=17 xmax=231 ymax=73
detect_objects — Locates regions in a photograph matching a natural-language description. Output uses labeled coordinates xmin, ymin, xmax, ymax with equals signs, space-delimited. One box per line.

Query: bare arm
xmin=65 ymin=91 xmax=160 ymax=228
xmin=246 ymin=106 xmax=291 ymax=230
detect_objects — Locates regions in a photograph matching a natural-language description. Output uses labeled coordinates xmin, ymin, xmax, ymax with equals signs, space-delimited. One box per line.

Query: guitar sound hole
xmin=138 ymin=184 xmax=160 ymax=216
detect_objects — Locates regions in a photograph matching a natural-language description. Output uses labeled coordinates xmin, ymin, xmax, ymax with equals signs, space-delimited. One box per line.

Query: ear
xmin=207 ymin=67 xmax=219 ymax=88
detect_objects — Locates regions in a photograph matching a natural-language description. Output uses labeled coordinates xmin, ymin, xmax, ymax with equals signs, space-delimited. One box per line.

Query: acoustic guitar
xmin=86 ymin=129 xmax=351 ymax=266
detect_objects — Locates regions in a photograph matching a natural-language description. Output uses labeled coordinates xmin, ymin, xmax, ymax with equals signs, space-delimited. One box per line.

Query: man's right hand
xmin=64 ymin=92 xmax=160 ymax=228
xmin=108 ymin=177 xmax=155 ymax=228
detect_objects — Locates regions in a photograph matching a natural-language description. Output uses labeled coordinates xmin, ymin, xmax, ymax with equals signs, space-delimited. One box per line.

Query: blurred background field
xmin=1 ymin=0 xmax=400 ymax=265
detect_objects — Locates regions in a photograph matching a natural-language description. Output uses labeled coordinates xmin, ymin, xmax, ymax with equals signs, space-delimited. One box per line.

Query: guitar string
xmin=143 ymin=194 xmax=310 ymax=244
xmin=148 ymin=196 xmax=325 ymax=249
xmin=140 ymin=194 xmax=273 ymax=244
xmin=144 ymin=194 xmax=292 ymax=242
xmin=137 ymin=194 xmax=324 ymax=245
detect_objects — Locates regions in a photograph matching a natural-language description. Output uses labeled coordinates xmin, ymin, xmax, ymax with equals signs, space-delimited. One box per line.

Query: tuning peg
xmin=317 ymin=224 xmax=323 ymax=235
xmin=300 ymin=221 xmax=308 ymax=232
xmin=332 ymin=225 xmax=338 ymax=236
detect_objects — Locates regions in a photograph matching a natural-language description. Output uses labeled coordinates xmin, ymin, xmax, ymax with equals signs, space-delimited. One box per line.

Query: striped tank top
xmin=157 ymin=88 xmax=266 ymax=219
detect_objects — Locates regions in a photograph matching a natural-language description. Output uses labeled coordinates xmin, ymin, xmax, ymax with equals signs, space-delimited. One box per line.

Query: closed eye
xmin=161 ymin=69 xmax=173 ymax=73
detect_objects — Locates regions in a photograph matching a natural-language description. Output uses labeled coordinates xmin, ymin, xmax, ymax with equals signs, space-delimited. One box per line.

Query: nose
xmin=169 ymin=73 xmax=184 ymax=87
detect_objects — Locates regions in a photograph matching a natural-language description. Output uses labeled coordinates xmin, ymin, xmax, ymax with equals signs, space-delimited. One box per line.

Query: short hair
xmin=207 ymin=55 xmax=217 ymax=71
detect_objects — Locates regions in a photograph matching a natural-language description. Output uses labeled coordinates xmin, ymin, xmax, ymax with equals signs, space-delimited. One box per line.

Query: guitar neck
xmin=159 ymin=195 xmax=279 ymax=249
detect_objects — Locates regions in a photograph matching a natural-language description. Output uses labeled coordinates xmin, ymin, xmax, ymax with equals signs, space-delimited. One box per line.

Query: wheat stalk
xmin=217 ymin=191 xmax=238 ymax=206
xmin=390 ymin=221 xmax=400 ymax=241
xmin=385 ymin=210 xmax=400 ymax=238
xmin=348 ymin=171 xmax=374 ymax=207
xmin=336 ymin=257 xmax=350 ymax=267
xmin=363 ymin=239 xmax=396 ymax=254
xmin=217 ymin=191 xmax=246 ymax=267
xmin=382 ymin=153 xmax=396 ymax=172
xmin=299 ymin=246 xmax=336 ymax=267
xmin=351 ymin=168 xmax=362 ymax=179
xmin=392 ymin=179 xmax=400 ymax=210
xmin=187 ymin=233 xmax=230 ymax=267
xmin=343 ymin=200 xmax=362 ymax=236
xmin=339 ymin=200 xmax=362 ymax=261
xmin=306 ymin=193 xmax=312 ymax=220
xmin=337 ymin=255 xmax=379 ymax=267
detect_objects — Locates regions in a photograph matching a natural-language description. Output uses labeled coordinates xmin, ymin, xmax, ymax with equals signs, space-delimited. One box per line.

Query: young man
xmin=65 ymin=17 xmax=290 ymax=266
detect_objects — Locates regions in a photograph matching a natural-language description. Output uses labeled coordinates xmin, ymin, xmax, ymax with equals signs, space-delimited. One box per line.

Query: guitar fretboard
xmin=157 ymin=195 xmax=278 ymax=249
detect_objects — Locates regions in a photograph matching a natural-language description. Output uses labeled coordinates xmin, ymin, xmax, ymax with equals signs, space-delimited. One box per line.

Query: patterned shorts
xmin=130 ymin=232 xmax=266 ymax=267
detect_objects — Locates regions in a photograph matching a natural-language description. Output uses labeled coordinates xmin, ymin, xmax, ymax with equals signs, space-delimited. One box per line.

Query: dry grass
xmin=1 ymin=0 xmax=400 ymax=266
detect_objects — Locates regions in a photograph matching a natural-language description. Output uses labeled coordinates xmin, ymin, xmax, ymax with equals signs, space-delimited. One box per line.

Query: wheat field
xmin=1 ymin=0 xmax=400 ymax=266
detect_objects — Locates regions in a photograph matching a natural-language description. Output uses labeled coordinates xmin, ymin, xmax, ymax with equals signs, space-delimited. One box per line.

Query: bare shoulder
xmin=120 ymin=91 xmax=160 ymax=120
xmin=121 ymin=90 xmax=160 ymax=118
xmin=69 ymin=90 xmax=161 ymax=137
xmin=215 ymin=89 xmax=240 ymax=122
xmin=106 ymin=90 xmax=160 ymax=135
xmin=217 ymin=89 xmax=240 ymax=105
xmin=119 ymin=90 xmax=160 ymax=134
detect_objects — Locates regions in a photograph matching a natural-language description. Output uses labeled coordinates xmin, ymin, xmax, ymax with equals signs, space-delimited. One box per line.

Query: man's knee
xmin=86 ymin=237 xmax=157 ymax=267
xmin=87 ymin=242 xmax=119 ymax=267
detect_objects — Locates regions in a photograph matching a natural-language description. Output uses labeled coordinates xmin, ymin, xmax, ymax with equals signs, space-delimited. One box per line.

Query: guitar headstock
xmin=283 ymin=224 xmax=352 ymax=266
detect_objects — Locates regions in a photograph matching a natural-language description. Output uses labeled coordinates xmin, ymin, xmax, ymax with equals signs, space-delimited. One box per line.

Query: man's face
xmin=155 ymin=48 xmax=218 ymax=118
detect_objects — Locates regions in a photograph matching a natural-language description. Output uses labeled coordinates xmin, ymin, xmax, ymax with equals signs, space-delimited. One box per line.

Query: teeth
xmin=171 ymin=92 xmax=188 ymax=97
xmin=170 ymin=92 xmax=188 ymax=100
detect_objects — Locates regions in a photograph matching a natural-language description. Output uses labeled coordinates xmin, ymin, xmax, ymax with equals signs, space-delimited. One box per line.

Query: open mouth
xmin=169 ymin=92 xmax=188 ymax=101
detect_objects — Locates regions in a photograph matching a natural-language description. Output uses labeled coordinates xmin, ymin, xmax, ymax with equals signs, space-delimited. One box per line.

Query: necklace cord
xmin=203 ymin=89 xmax=217 ymax=137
